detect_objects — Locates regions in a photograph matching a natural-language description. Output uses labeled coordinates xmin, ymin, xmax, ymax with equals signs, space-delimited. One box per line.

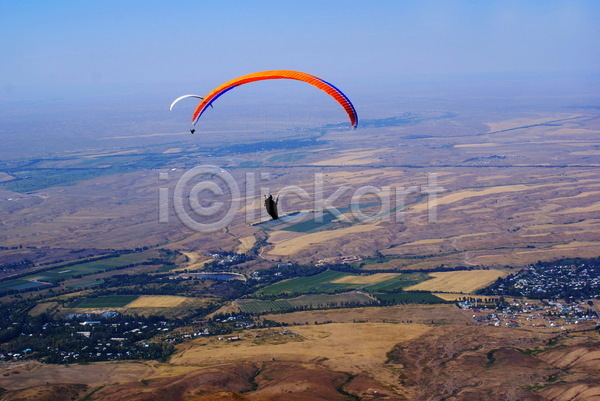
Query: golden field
xmin=126 ymin=295 xmax=188 ymax=308
xmin=405 ymin=270 xmax=508 ymax=293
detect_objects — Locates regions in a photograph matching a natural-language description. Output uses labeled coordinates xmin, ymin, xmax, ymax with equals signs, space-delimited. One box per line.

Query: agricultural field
xmin=0 ymin=250 xmax=160 ymax=294
xmin=404 ymin=269 xmax=508 ymax=293
xmin=0 ymin=279 xmax=48 ymax=293
xmin=255 ymin=270 xmax=428 ymax=296
xmin=125 ymin=295 xmax=188 ymax=308
xmin=374 ymin=292 xmax=448 ymax=304
xmin=67 ymin=295 xmax=140 ymax=308
xmin=237 ymin=291 xmax=375 ymax=314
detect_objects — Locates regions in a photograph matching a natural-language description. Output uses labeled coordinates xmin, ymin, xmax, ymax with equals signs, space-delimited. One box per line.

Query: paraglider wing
xmin=191 ymin=70 xmax=358 ymax=128
xmin=169 ymin=94 xmax=204 ymax=111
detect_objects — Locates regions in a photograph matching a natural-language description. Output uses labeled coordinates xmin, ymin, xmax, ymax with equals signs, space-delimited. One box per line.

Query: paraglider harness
xmin=264 ymin=194 xmax=279 ymax=220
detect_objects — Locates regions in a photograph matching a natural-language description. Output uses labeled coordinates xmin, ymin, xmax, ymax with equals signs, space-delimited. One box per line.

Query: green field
xmin=279 ymin=203 xmax=382 ymax=233
xmin=238 ymin=292 xmax=375 ymax=314
xmin=68 ymin=295 xmax=139 ymax=308
xmin=0 ymin=279 xmax=48 ymax=292
xmin=22 ymin=251 xmax=157 ymax=283
xmin=68 ymin=279 xmax=105 ymax=288
xmin=365 ymin=273 xmax=429 ymax=292
xmin=255 ymin=270 xmax=428 ymax=296
xmin=0 ymin=251 xmax=158 ymax=294
xmin=256 ymin=270 xmax=349 ymax=295
xmin=237 ymin=299 xmax=293 ymax=314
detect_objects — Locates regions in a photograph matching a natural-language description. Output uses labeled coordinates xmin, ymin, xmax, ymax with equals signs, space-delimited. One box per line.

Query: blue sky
xmin=2 ymin=0 xmax=599 ymax=92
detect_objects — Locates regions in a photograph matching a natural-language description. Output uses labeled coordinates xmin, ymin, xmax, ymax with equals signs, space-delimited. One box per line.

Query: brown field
xmin=409 ymin=183 xmax=555 ymax=213
xmin=171 ymin=322 xmax=431 ymax=379
xmin=309 ymin=148 xmax=389 ymax=166
xmin=454 ymin=142 xmax=500 ymax=148
xmin=261 ymin=304 xmax=469 ymax=326
xmin=330 ymin=272 xmax=400 ymax=284
xmin=126 ymin=295 xmax=188 ymax=308
xmin=484 ymin=114 xmax=581 ymax=132
xmin=236 ymin=235 xmax=256 ymax=253
xmin=163 ymin=147 xmax=183 ymax=153
xmin=267 ymin=223 xmax=383 ymax=256
xmin=27 ymin=302 xmax=58 ymax=316
xmin=405 ymin=270 xmax=508 ymax=293
xmin=0 ymin=172 xmax=14 ymax=183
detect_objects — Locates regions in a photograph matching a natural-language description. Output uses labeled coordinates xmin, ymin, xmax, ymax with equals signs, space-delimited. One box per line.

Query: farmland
xmin=255 ymin=270 xmax=428 ymax=296
xmin=237 ymin=292 xmax=376 ymax=314
xmin=404 ymin=270 xmax=508 ymax=293
xmin=67 ymin=295 xmax=139 ymax=308
xmin=0 ymin=250 xmax=163 ymax=294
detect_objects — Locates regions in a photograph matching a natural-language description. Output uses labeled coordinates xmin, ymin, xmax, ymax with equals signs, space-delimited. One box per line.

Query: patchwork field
xmin=255 ymin=270 xmax=427 ymax=296
xmin=405 ymin=270 xmax=508 ymax=293
xmin=267 ymin=223 xmax=384 ymax=256
xmin=330 ymin=272 xmax=399 ymax=284
xmin=237 ymin=292 xmax=376 ymax=314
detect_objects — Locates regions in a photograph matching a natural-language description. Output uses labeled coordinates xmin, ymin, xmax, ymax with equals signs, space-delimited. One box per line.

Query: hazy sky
xmin=2 ymin=0 xmax=599 ymax=93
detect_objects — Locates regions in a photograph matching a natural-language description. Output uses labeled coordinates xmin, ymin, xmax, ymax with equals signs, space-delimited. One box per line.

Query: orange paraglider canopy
xmin=191 ymin=70 xmax=357 ymax=128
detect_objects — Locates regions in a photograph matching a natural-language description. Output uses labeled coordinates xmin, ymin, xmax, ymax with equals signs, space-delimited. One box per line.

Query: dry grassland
xmin=571 ymin=150 xmax=600 ymax=156
xmin=409 ymin=183 xmax=556 ymax=213
xmin=405 ymin=270 xmax=508 ymax=293
xmin=322 ymin=168 xmax=403 ymax=186
xmin=559 ymin=203 xmax=600 ymax=214
xmin=484 ymin=114 xmax=580 ymax=132
xmin=553 ymin=241 xmax=600 ymax=250
xmin=163 ymin=148 xmax=183 ymax=153
xmin=454 ymin=143 xmax=500 ymax=148
xmin=330 ymin=273 xmax=400 ymax=285
xmin=267 ymin=223 xmax=383 ymax=256
xmin=0 ymin=172 xmax=14 ymax=182
xmin=27 ymin=302 xmax=58 ymax=316
xmin=0 ymin=361 xmax=159 ymax=390
xmin=261 ymin=304 xmax=466 ymax=326
xmin=172 ymin=251 xmax=213 ymax=272
xmin=236 ymin=235 xmax=256 ymax=253
xmin=82 ymin=149 xmax=140 ymax=158
xmin=171 ymin=322 xmax=430 ymax=377
xmin=394 ymin=232 xmax=497 ymax=249
xmin=126 ymin=295 xmax=188 ymax=308
xmin=515 ymin=241 xmax=600 ymax=257
xmin=309 ymin=148 xmax=389 ymax=166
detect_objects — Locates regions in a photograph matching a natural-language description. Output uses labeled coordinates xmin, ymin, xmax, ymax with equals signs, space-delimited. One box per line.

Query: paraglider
xmin=169 ymin=94 xmax=212 ymax=133
xmin=191 ymin=70 xmax=358 ymax=129
xmin=169 ymin=94 xmax=205 ymax=111
xmin=264 ymin=194 xmax=279 ymax=220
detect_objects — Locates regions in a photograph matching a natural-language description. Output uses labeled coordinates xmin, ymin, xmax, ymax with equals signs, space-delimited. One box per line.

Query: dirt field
xmin=330 ymin=272 xmax=400 ymax=284
xmin=405 ymin=270 xmax=508 ymax=293
xmin=236 ymin=235 xmax=256 ymax=253
xmin=267 ymin=223 xmax=383 ymax=256
xmin=126 ymin=295 xmax=188 ymax=308
xmin=261 ymin=304 xmax=469 ymax=326
xmin=171 ymin=322 xmax=431 ymax=384
xmin=309 ymin=148 xmax=389 ymax=166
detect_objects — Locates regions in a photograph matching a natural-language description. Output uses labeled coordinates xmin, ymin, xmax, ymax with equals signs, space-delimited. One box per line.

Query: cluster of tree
xmin=0 ymin=259 xmax=34 ymax=272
